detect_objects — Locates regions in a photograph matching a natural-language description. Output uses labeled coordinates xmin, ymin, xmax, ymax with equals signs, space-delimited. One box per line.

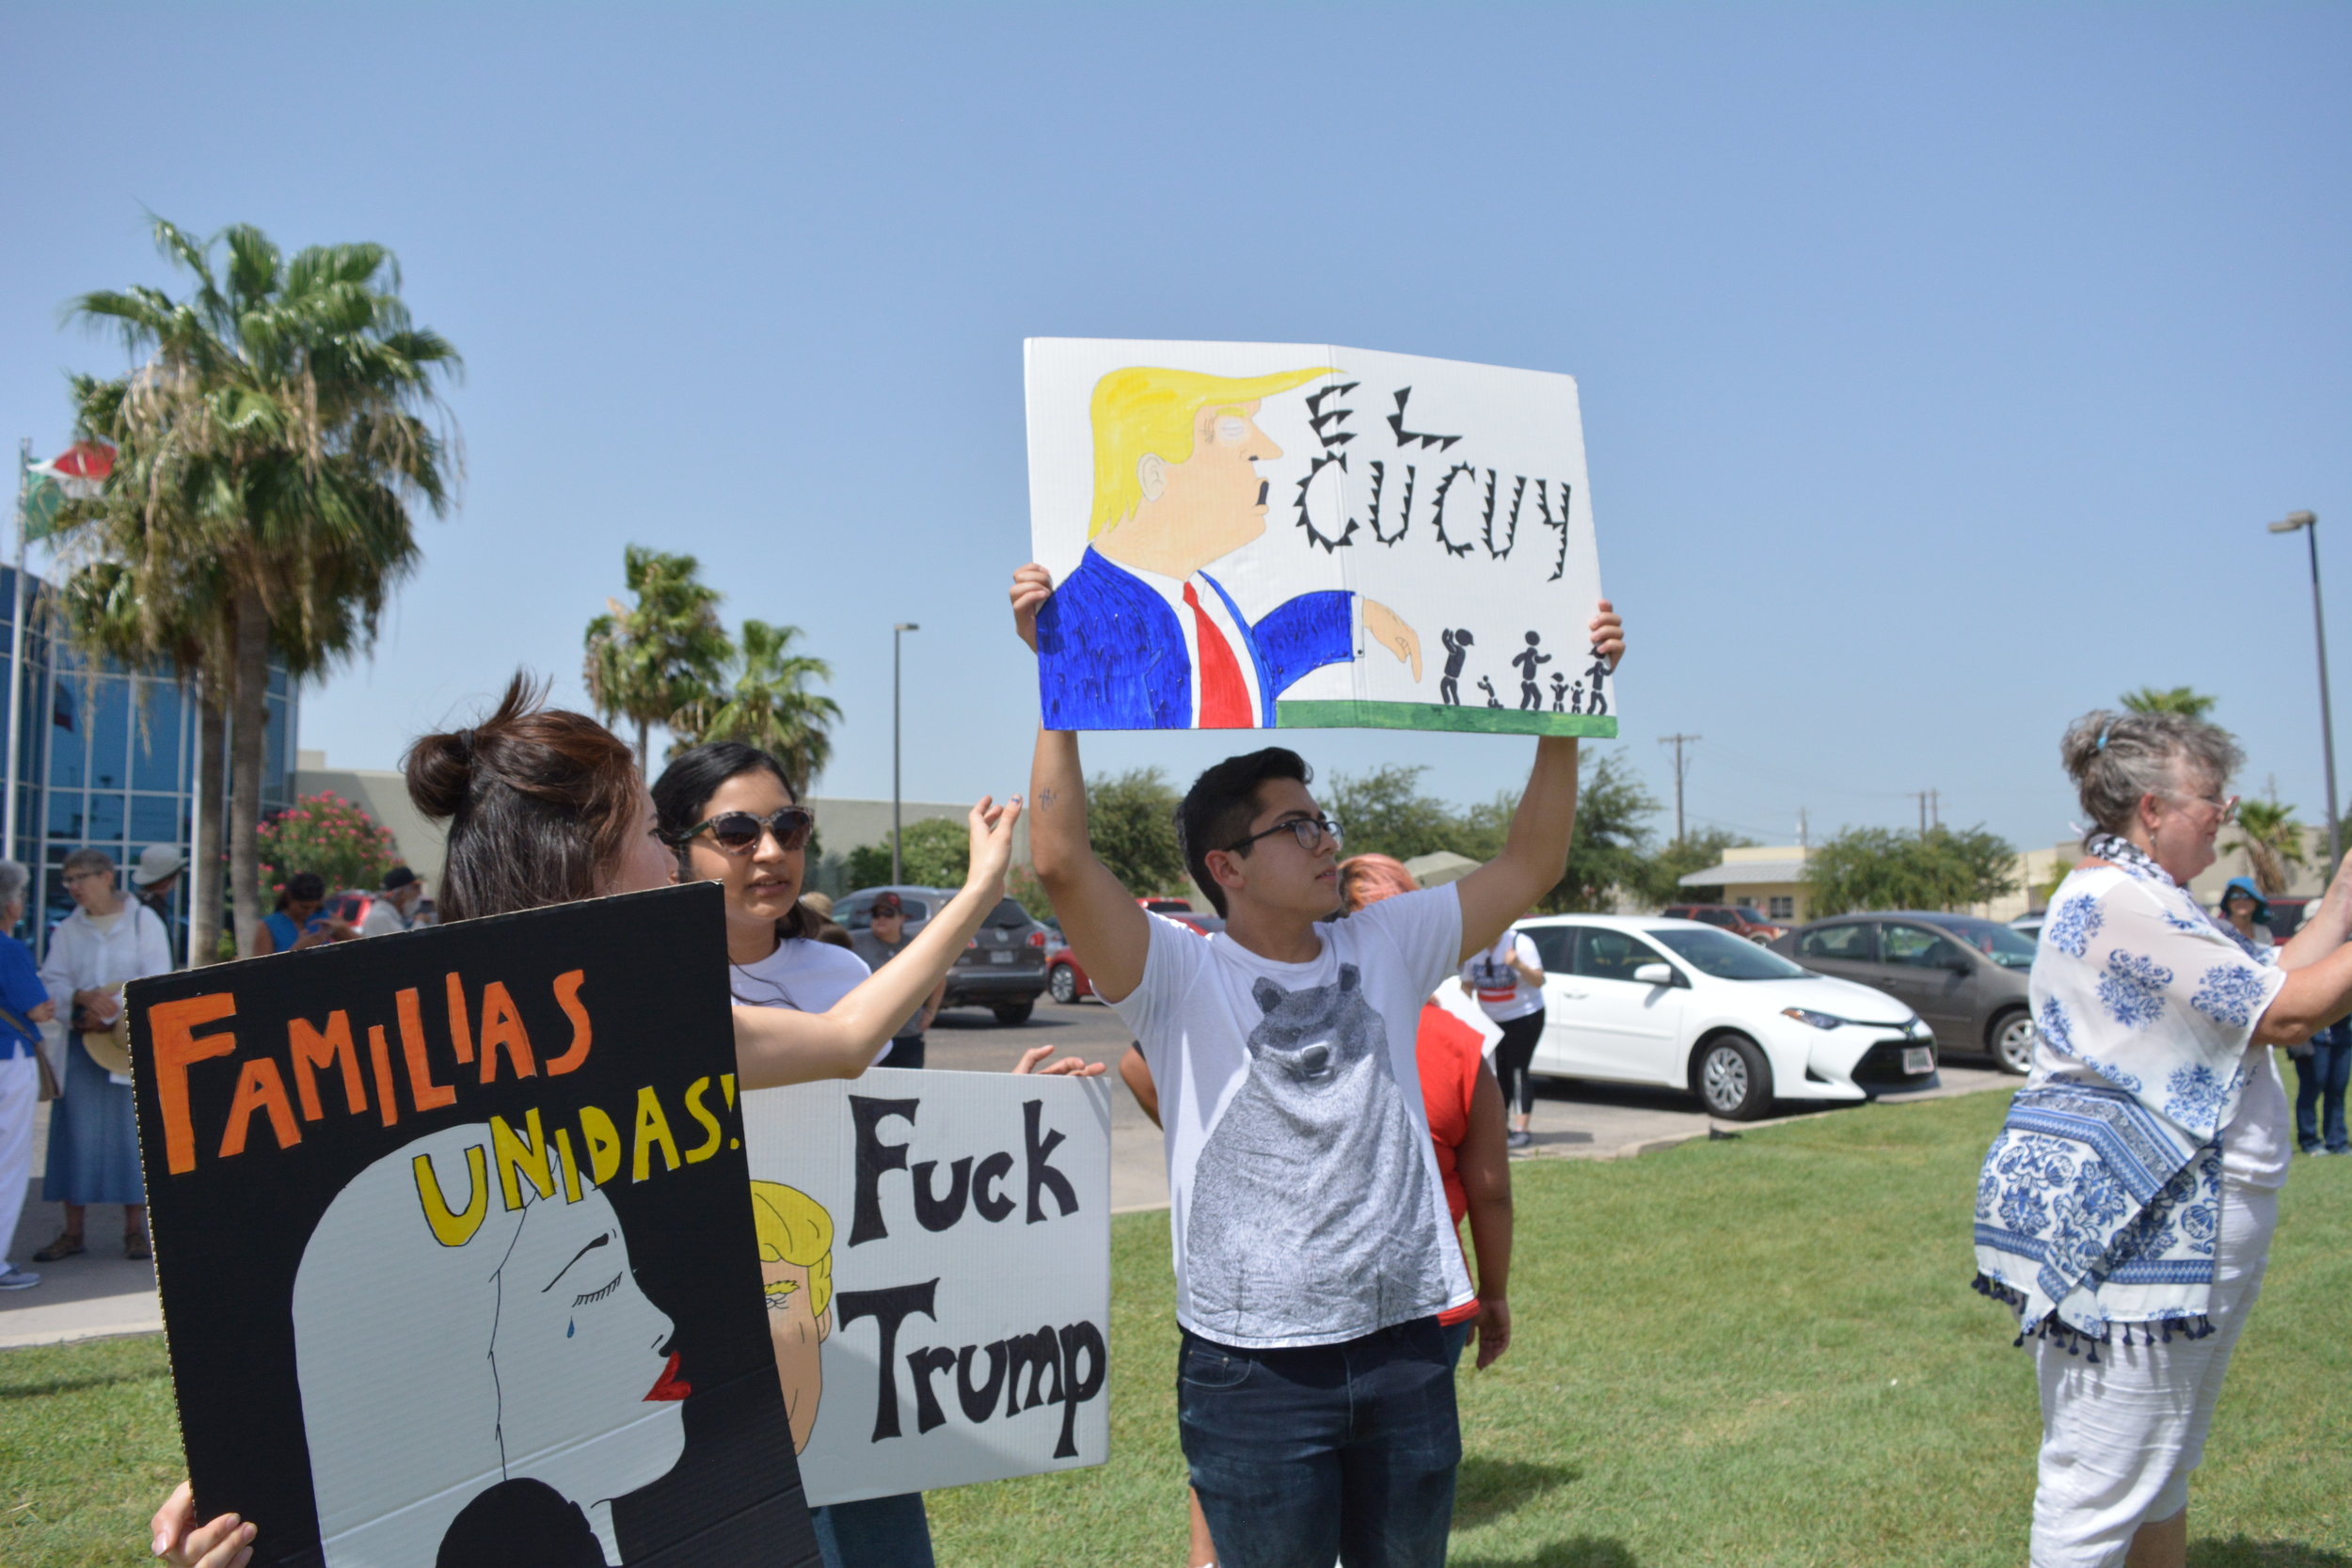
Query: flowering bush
xmin=257 ymin=791 xmax=400 ymax=900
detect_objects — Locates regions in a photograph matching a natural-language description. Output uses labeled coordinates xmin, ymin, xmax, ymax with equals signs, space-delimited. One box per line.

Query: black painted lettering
xmin=1024 ymin=1099 xmax=1078 ymax=1224
xmin=1055 ymin=1320 xmax=1108 ymax=1459
xmin=956 ymin=1340 xmax=1009 ymax=1423
xmin=849 ymin=1096 xmax=918 ymax=1245
xmin=913 ymin=1156 xmax=973 ymax=1232
xmin=1003 ymin=1325 xmax=1063 ymax=1415
xmin=834 ymin=1279 xmax=938 ymax=1440
xmin=906 ymin=1345 xmax=957 ymax=1434
xmin=973 ymin=1150 xmax=1015 ymax=1222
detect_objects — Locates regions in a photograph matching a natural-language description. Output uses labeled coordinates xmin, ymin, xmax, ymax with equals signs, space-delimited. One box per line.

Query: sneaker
xmin=0 ymin=1267 xmax=40 ymax=1291
xmin=1506 ymin=1130 xmax=1534 ymax=1150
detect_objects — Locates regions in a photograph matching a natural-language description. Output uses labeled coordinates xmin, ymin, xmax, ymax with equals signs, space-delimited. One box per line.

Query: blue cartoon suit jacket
xmin=1036 ymin=548 xmax=1356 ymax=729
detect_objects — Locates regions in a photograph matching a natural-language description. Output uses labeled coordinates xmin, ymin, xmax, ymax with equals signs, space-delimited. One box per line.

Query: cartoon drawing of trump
xmin=1033 ymin=366 xmax=1423 ymax=729
xmin=750 ymin=1180 xmax=834 ymax=1456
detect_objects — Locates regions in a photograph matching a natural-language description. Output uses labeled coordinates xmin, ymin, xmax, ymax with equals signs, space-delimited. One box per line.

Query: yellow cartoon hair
xmin=749 ymin=1180 xmax=834 ymax=1321
xmin=1087 ymin=364 xmax=1337 ymax=539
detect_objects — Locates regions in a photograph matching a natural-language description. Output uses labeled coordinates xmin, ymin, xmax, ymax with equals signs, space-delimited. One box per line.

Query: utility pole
xmin=1658 ymin=734 xmax=1701 ymax=845
xmin=1797 ymin=807 xmax=1809 ymax=849
xmin=1929 ymin=788 xmax=1940 ymax=830
xmin=2267 ymin=511 xmax=2339 ymax=867
xmin=892 ymin=622 xmax=919 ymax=885
xmin=1909 ymin=790 xmax=1931 ymax=835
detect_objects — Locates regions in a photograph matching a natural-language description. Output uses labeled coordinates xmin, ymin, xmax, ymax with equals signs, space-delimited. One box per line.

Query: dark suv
xmin=835 ymin=885 xmax=1050 ymax=1025
xmin=1769 ymin=911 xmax=2036 ymax=1073
xmin=1661 ymin=904 xmax=1788 ymax=943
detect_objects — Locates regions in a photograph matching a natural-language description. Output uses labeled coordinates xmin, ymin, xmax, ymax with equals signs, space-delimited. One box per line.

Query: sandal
xmin=123 ymin=1233 xmax=151 ymax=1261
xmin=31 ymin=1232 xmax=84 ymax=1262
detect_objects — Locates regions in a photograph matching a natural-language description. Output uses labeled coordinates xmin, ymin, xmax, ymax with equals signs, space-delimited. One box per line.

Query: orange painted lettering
xmin=218 ymin=1058 xmax=302 ymax=1158
xmin=367 ymin=1024 xmax=400 ymax=1128
xmin=397 ymin=987 xmax=456 ymax=1112
xmin=478 ymin=980 xmax=537 ymax=1085
xmin=151 ymin=992 xmax=239 ymax=1175
xmin=289 ymin=1013 xmax=366 ymax=1121
xmin=444 ymin=972 xmax=475 ymax=1065
xmin=545 ymin=970 xmax=592 ymax=1075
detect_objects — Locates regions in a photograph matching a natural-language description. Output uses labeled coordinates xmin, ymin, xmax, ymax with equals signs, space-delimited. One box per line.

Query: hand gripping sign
xmin=739 ymin=1069 xmax=1113 ymax=1506
xmin=128 ymin=883 xmax=820 ymax=1568
xmin=1025 ymin=338 xmax=1615 ymax=736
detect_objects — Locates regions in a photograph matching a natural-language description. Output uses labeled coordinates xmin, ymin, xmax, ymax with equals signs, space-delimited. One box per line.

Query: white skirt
xmin=2029 ymin=1180 xmax=2276 ymax=1568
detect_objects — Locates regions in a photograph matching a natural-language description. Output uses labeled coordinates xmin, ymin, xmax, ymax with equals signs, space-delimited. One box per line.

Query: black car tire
xmin=1694 ymin=1035 xmax=1772 ymax=1120
xmin=1048 ymin=965 xmax=1080 ymax=1005
xmin=1989 ymin=1008 xmax=2036 ymax=1076
xmin=993 ymin=1002 xmax=1035 ymax=1026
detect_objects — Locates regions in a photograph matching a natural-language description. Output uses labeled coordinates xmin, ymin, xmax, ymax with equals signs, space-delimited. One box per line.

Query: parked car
xmin=1431 ymin=915 xmax=1936 ymax=1120
xmin=2009 ymin=911 xmax=2045 ymax=942
xmin=1768 ymin=911 xmax=2036 ymax=1074
xmin=1048 ymin=911 xmax=1223 ymax=1003
xmin=836 ymin=884 xmax=1049 ymax=1024
xmin=1660 ymin=903 xmax=1788 ymax=943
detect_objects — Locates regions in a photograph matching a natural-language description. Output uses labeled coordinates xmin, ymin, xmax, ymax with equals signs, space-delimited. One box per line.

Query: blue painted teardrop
xmin=566 ymin=1319 xmax=575 ymax=1338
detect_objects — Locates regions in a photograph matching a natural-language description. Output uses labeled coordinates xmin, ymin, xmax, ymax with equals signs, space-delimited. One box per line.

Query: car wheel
xmin=1694 ymin=1035 xmax=1773 ymax=1120
xmin=1989 ymin=1008 xmax=2035 ymax=1076
xmin=993 ymin=1002 xmax=1035 ymax=1026
xmin=1048 ymin=965 xmax=1079 ymax=1005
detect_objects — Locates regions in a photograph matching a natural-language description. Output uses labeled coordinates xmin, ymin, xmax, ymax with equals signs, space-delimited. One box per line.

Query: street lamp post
xmin=892 ymin=623 xmax=919 ymax=885
xmin=2267 ymin=511 xmax=2338 ymax=867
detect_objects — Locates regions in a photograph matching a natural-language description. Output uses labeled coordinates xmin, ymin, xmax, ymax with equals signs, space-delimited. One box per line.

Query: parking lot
xmin=922 ymin=997 xmax=2018 ymax=1213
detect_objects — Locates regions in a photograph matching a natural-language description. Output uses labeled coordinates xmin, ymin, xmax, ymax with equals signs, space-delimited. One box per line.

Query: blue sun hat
xmin=2220 ymin=875 xmax=2270 ymax=926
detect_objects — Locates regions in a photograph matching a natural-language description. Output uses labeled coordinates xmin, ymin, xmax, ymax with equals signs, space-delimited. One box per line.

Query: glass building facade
xmin=1 ymin=565 xmax=297 ymax=956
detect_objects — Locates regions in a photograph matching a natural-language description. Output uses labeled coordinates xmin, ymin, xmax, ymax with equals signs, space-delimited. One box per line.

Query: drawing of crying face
xmin=492 ymin=1187 xmax=688 ymax=1502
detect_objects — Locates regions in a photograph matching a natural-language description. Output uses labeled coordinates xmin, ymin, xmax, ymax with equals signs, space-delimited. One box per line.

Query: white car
xmin=1436 ymin=914 xmax=1939 ymax=1120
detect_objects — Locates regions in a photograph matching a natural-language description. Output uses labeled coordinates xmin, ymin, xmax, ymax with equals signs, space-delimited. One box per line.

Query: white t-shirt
xmin=729 ymin=936 xmax=903 ymax=1064
xmin=1460 ymin=932 xmax=1544 ymax=1022
xmin=1110 ymin=885 xmax=1474 ymax=1349
xmin=359 ymin=895 xmax=415 ymax=938
xmin=2221 ymin=1048 xmax=2291 ymax=1190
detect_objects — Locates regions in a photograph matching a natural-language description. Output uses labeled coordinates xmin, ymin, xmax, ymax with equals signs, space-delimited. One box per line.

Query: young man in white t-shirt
xmin=1012 ymin=563 xmax=1622 ymax=1568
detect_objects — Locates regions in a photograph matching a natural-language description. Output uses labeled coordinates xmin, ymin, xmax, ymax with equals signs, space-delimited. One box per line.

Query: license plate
xmin=991 ymin=950 xmax=1015 ymax=964
xmin=1903 ymin=1046 xmax=1933 ymax=1075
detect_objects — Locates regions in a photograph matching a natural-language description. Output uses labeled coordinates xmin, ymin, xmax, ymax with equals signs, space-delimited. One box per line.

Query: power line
xmin=1659 ymin=734 xmax=1702 ymax=845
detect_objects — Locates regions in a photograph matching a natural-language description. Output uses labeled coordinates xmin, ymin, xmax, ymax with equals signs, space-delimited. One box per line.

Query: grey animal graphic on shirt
xmin=1184 ymin=964 xmax=1452 ymax=1341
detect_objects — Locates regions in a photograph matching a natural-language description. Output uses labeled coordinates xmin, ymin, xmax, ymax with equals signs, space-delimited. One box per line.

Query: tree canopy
xmin=583 ymin=546 xmax=732 ymax=766
xmin=673 ymin=618 xmax=840 ymax=793
xmin=2121 ymin=686 xmax=2218 ymax=719
xmin=1804 ymin=824 xmax=2020 ymax=916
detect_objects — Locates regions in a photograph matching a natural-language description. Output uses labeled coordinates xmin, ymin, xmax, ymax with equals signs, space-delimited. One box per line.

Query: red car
xmin=1048 ymin=911 xmax=1223 ymax=1003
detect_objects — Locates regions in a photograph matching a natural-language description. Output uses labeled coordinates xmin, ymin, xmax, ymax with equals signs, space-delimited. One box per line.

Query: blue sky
xmin=4 ymin=3 xmax=2346 ymax=856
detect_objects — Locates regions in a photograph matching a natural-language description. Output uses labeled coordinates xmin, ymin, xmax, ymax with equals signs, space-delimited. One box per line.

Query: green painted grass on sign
xmin=4 ymin=1086 xmax=2345 ymax=1566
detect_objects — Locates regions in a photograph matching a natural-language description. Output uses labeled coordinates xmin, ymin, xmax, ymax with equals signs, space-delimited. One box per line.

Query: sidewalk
xmin=0 ymin=1109 xmax=160 ymax=1350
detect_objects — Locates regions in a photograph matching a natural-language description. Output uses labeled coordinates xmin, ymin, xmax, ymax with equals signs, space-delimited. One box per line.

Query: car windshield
xmin=1733 ymin=908 xmax=1769 ymax=924
xmin=1926 ymin=916 xmax=2037 ymax=969
xmin=1648 ymin=927 xmax=1811 ymax=980
xmin=986 ymin=898 xmax=1032 ymax=927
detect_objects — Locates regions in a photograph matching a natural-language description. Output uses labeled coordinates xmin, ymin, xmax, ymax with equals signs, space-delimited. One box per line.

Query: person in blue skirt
xmin=32 ymin=847 xmax=171 ymax=1262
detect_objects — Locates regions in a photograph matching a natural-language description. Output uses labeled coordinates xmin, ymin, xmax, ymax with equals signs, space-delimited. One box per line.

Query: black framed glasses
xmin=1225 ymin=816 xmax=1343 ymax=855
xmin=671 ymin=807 xmax=816 ymax=855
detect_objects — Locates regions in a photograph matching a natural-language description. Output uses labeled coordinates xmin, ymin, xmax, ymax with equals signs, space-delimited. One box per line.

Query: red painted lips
xmin=644 ymin=1353 xmax=691 ymax=1402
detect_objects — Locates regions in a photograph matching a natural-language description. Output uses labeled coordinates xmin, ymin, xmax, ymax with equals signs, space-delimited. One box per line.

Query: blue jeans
xmin=811 ymin=1493 xmax=932 ymax=1568
xmin=2295 ymin=1039 xmax=2351 ymax=1153
xmin=1178 ymin=1317 xmax=1459 ymax=1568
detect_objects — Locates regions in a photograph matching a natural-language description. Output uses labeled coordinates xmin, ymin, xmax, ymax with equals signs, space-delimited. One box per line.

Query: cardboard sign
xmin=1025 ymin=338 xmax=1614 ymax=736
xmin=129 ymin=883 xmax=819 ymax=1568
xmin=739 ymin=1069 xmax=1111 ymax=1506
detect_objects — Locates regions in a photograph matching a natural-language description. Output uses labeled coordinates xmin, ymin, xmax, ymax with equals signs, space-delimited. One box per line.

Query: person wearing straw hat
xmin=130 ymin=845 xmax=187 ymax=967
xmin=32 ymin=847 xmax=170 ymax=1262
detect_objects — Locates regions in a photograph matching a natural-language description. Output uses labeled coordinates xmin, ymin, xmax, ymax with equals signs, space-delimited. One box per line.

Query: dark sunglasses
xmin=671 ymin=807 xmax=815 ymax=855
xmin=1224 ymin=816 xmax=1343 ymax=855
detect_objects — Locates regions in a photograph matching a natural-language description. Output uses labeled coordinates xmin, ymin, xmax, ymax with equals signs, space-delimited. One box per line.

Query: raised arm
xmin=732 ymin=797 xmax=1022 ymax=1089
xmin=1013 ymin=563 xmax=1153 ymax=1003
xmin=1454 ymin=601 xmax=1622 ymax=960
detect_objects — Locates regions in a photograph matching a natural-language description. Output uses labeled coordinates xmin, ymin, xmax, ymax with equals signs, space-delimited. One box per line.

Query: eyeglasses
xmin=1225 ymin=816 xmax=1343 ymax=855
xmin=2162 ymin=791 xmax=2240 ymax=826
xmin=670 ymin=807 xmax=816 ymax=855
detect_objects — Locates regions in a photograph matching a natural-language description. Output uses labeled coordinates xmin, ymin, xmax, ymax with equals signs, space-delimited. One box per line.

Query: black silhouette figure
xmin=1549 ymin=673 xmax=1570 ymax=713
xmin=1583 ymin=653 xmax=1611 ymax=718
xmin=1439 ymin=628 xmax=1474 ymax=705
xmin=1511 ymin=630 xmax=1551 ymax=710
xmin=1569 ymin=682 xmax=1584 ymax=715
xmin=1477 ymin=675 xmax=1502 ymax=708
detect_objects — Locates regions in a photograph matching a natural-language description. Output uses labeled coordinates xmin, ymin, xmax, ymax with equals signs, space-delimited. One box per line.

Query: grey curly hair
xmin=2059 ymin=709 xmax=2243 ymax=838
xmin=0 ymin=860 xmax=24 ymax=912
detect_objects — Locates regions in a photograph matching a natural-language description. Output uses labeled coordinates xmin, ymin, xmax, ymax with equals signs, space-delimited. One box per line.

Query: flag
xmin=21 ymin=439 xmax=114 ymax=544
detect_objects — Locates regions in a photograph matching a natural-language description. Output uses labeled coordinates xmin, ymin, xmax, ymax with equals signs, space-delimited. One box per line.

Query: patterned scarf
xmin=1971 ymin=832 xmax=2259 ymax=1354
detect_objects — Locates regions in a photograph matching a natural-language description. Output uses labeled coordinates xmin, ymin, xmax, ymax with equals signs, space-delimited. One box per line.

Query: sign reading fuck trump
xmin=129 ymin=883 xmax=818 ymax=1568
xmin=1025 ymin=337 xmax=1615 ymax=736
xmin=739 ymin=1069 xmax=1113 ymax=1506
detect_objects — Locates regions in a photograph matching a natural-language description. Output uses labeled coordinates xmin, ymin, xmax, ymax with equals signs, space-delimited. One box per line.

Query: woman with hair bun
xmin=1975 ymin=706 xmax=2352 ymax=1568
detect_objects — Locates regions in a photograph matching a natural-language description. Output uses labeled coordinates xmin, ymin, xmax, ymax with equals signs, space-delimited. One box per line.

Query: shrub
xmin=257 ymin=792 xmax=400 ymax=901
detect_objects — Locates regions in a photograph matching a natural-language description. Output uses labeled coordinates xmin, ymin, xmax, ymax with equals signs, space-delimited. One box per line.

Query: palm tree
xmin=63 ymin=219 xmax=459 ymax=953
xmin=2227 ymin=799 xmax=2309 ymax=897
xmin=582 ymin=546 xmax=732 ymax=768
xmin=673 ymin=620 xmax=842 ymax=794
xmin=2121 ymin=686 xmax=2218 ymax=719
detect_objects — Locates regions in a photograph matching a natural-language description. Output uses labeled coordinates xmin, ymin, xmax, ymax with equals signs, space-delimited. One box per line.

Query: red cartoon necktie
xmin=1183 ymin=582 xmax=1252 ymax=729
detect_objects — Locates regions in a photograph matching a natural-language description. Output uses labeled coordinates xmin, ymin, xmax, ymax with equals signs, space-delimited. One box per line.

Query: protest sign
xmin=739 ymin=1068 xmax=1111 ymax=1506
xmin=129 ymin=882 xmax=819 ymax=1568
xmin=1025 ymin=337 xmax=1613 ymax=736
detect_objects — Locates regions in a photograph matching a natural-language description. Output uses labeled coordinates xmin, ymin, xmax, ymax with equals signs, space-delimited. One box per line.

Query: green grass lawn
xmin=6 ymin=1087 xmax=2346 ymax=1565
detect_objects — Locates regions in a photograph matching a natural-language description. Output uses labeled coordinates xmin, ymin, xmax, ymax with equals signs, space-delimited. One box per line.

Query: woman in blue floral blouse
xmin=1974 ymin=709 xmax=2352 ymax=1568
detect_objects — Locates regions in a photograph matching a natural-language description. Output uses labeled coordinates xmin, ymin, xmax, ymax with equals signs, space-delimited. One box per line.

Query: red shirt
xmin=1417 ymin=1002 xmax=1486 ymax=1325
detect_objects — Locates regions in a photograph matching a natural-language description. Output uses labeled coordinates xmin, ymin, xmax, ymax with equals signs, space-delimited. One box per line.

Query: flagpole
xmin=6 ymin=440 xmax=28 ymax=875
